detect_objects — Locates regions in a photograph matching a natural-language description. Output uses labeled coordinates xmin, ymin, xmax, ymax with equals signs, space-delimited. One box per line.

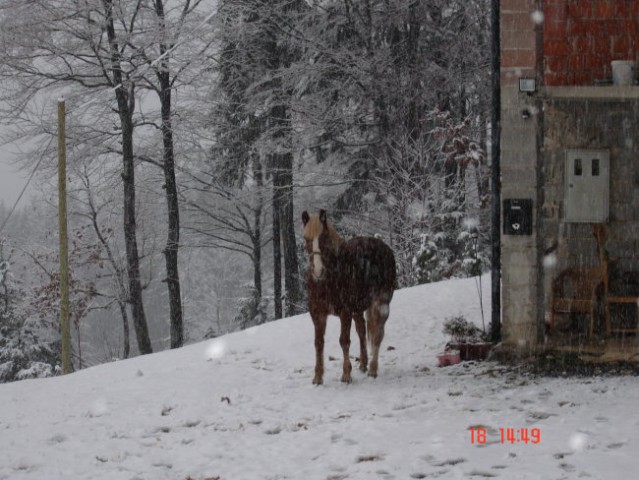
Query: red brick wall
xmin=544 ymin=0 xmax=639 ymax=86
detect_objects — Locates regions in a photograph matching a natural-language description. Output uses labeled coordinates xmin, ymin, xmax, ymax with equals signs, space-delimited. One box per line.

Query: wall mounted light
xmin=519 ymin=77 xmax=537 ymax=94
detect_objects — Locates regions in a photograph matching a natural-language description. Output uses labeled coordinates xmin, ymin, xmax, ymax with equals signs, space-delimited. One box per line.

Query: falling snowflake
xmin=569 ymin=432 xmax=588 ymax=452
xmin=206 ymin=340 xmax=226 ymax=360
xmin=531 ymin=10 xmax=544 ymax=25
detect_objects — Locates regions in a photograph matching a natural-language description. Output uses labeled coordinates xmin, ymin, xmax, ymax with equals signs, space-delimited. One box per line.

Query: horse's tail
xmin=366 ymin=306 xmax=373 ymax=343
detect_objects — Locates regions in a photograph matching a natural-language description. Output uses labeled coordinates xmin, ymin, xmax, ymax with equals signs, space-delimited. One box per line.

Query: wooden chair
xmin=550 ymin=267 xmax=604 ymax=337
xmin=549 ymin=224 xmax=639 ymax=337
xmin=591 ymin=224 xmax=639 ymax=336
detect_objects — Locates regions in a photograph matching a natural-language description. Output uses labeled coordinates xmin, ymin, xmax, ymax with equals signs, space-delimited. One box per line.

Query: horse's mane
xmin=303 ymin=212 xmax=342 ymax=251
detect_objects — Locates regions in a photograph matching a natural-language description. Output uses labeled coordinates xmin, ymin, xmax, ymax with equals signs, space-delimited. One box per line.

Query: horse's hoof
xmin=340 ymin=374 xmax=352 ymax=383
xmin=367 ymin=370 xmax=378 ymax=378
xmin=312 ymin=376 xmax=323 ymax=385
xmin=359 ymin=364 xmax=368 ymax=373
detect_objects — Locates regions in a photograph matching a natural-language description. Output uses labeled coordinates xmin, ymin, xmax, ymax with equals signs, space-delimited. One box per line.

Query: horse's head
xmin=302 ymin=209 xmax=340 ymax=281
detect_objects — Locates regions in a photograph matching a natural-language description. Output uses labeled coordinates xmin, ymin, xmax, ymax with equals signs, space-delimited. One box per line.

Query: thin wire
xmin=0 ymin=136 xmax=53 ymax=235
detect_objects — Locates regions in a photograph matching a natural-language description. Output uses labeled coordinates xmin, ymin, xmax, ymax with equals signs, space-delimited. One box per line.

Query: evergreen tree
xmin=211 ymin=0 xmax=307 ymax=320
xmin=293 ymin=1 xmax=491 ymax=286
xmin=0 ymin=240 xmax=58 ymax=383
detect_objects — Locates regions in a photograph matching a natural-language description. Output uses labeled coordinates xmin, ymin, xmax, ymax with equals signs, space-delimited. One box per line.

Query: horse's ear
xmin=319 ymin=209 xmax=327 ymax=225
xmin=302 ymin=211 xmax=310 ymax=226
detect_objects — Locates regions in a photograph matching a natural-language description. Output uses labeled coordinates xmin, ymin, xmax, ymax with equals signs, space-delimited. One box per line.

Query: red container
xmin=447 ymin=342 xmax=493 ymax=361
xmin=437 ymin=350 xmax=461 ymax=367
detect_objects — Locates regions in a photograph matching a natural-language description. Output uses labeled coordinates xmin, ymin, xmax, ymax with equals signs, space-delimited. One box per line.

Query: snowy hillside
xmin=1 ymin=276 xmax=638 ymax=480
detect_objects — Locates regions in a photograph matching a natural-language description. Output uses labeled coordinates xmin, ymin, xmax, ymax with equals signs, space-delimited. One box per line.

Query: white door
xmin=564 ymin=149 xmax=609 ymax=223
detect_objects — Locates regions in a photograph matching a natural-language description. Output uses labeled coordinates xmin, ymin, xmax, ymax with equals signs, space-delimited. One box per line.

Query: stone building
xmin=500 ymin=0 xmax=639 ymax=356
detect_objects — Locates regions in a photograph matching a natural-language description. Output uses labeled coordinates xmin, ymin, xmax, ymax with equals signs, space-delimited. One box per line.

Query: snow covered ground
xmin=1 ymin=275 xmax=638 ymax=480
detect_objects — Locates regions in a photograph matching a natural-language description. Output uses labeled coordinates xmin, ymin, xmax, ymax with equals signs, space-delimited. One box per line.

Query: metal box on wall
xmin=503 ymin=199 xmax=533 ymax=235
xmin=564 ymin=149 xmax=609 ymax=223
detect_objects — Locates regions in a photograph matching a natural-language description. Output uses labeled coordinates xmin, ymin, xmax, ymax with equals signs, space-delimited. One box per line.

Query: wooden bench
xmin=605 ymin=296 xmax=639 ymax=336
xmin=550 ymin=267 xmax=604 ymax=337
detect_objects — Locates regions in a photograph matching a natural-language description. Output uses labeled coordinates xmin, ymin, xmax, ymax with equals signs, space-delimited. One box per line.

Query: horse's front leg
xmin=312 ymin=312 xmax=327 ymax=385
xmin=339 ymin=312 xmax=353 ymax=383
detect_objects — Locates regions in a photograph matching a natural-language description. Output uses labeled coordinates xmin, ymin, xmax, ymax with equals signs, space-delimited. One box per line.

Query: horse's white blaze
xmin=312 ymin=237 xmax=324 ymax=278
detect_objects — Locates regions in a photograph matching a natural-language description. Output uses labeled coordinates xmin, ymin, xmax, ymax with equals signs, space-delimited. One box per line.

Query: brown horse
xmin=302 ymin=209 xmax=396 ymax=385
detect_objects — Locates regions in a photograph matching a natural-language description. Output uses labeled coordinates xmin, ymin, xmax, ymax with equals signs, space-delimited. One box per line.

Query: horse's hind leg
xmin=312 ymin=313 xmax=327 ymax=385
xmin=339 ymin=313 xmax=353 ymax=383
xmin=353 ymin=312 xmax=368 ymax=372
xmin=367 ymin=297 xmax=391 ymax=378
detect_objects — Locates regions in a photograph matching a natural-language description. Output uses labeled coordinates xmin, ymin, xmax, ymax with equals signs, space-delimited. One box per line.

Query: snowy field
xmin=1 ymin=276 xmax=639 ymax=480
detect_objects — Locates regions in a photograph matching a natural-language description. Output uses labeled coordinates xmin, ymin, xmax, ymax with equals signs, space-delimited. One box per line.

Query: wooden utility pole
xmin=57 ymin=97 xmax=72 ymax=374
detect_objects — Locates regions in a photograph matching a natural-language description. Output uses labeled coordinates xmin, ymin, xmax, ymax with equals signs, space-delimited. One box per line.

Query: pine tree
xmin=291 ymin=1 xmax=491 ymax=286
xmin=0 ymin=240 xmax=58 ymax=383
xmin=211 ymin=0 xmax=306 ymax=320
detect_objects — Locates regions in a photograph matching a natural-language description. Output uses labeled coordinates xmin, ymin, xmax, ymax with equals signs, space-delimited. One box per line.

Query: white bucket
xmin=611 ymin=60 xmax=636 ymax=86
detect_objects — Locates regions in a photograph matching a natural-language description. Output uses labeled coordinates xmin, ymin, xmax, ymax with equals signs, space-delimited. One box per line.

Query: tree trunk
xmin=157 ymin=73 xmax=183 ymax=349
xmin=272 ymin=168 xmax=283 ymax=320
xmin=253 ymin=228 xmax=262 ymax=300
xmin=118 ymin=298 xmax=131 ymax=358
xmin=253 ymin=158 xmax=263 ymax=300
xmin=104 ymin=0 xmax=152 ymax=354
xmin=120 ymin=105 xmax=153 ymax=354
xmin=278 ymin=152 xmax=303 ymax=316
xmin=153 ymin=0 xmax=184 ymax=349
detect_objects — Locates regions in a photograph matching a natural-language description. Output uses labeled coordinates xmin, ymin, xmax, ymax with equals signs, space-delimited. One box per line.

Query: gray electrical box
xmin=564 ymin=149 xmax=609 ymax=223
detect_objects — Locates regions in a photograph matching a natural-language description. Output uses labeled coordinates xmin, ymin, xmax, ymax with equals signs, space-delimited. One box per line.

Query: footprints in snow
xmin=414 ymin=455 xmax=504 ymax=479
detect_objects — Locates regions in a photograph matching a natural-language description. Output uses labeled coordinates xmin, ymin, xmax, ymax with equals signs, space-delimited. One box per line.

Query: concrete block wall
xmin=500 ymin=0 xmax=543 ymax=350
xmin=542 ymin=99 xmax=639 ymax=280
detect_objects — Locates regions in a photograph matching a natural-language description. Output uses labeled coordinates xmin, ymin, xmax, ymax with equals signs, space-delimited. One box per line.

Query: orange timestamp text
xmin=469 ymin=426 xmax=541 ymax=445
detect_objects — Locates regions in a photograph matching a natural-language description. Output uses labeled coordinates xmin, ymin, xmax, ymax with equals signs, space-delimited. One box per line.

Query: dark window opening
xmin=592 ymin=158 xmax=600 ymax=176
xmin=574 ymin=158 xmax=582 ymax=176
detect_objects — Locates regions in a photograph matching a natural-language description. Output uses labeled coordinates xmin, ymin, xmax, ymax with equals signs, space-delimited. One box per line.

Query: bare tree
xmin=0 ymin=0 xmax=154 ymax=353
xmin=0 ymin=0 xmax=216 ymax=352
xmin=132 ymin=0 xmax=215 ymax=348
xmin=74 ymin=164 xmax=132 ymax=358
xmin=104 ymin=0 xmax=153 ymax=353
xmin=181 ymin=159 xmax=271 ymax=327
